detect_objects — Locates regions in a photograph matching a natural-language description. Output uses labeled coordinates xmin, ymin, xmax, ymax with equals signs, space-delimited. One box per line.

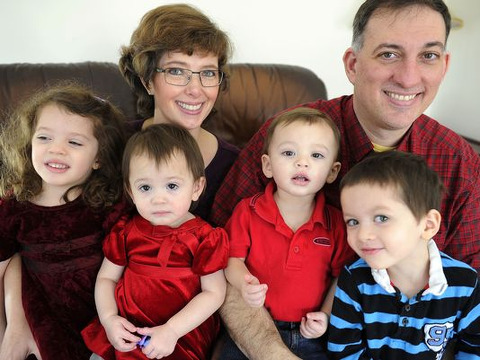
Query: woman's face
xmin=147 ymin=51 xmax=220 ymax=132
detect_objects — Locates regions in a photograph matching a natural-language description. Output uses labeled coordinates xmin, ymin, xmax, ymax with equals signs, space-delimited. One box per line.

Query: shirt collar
xmin=371 ymin=239 xmax=448 ymax=296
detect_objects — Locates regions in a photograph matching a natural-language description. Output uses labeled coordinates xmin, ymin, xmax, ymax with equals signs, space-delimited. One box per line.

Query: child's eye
xmin=374 ymin=215 xmax=389 ymax=223
xmin=139 ymin=185 xmax=151 ymax=192
xmin=312 ymin=152 xmax=324 ymax=159
xmin=35 ymin=135 xmax=50 ymax=141
xmin=69 ymin=140 xmax=83 ymax=146
xmin=345 ymin=219 xmax=359 ymax=227
xmin=167 ymin=183 xmax=179 ymax=191
xmin=281 ymin=150 xmax=295 ymax=157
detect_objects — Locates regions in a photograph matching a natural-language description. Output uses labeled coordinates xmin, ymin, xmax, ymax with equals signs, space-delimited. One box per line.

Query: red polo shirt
xmin=226 ymin=182 xmax=355 ymax=322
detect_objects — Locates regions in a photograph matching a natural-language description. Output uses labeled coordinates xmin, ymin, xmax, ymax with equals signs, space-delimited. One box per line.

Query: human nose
xmin=393 ymin=57 xmax=422 ymax=88
xmin=151 ymin=190 xmax=166 ymax=204
xmin=357 ymin=223 xmax=374 ymax=242
xmin=47 ymin=141 xmax=66 ymax=155
xmin=295 ymin=154 xmax=309 ymax=168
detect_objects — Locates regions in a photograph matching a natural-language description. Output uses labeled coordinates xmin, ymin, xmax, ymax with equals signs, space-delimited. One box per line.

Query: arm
xmin=137 ymin=269 xmax=226 ymax=358
xmin=300 ymin=278 xmax=338 ymax=339
xmin=225 ymin=257 xmax=268 ymax=308
xmin=0 ymin=254 xmax=40 ymax=360
xmin=0 ymin=257 xmax=11 ymax=343
xmin=220 ymin=283 xmax=300 ymax=360
xmin=95 ymin=258 xmax=139 ymax=352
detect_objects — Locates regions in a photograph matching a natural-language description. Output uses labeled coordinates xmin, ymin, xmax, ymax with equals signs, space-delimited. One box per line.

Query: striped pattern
xmin=327 ymin=254 xmax=480 ymax=359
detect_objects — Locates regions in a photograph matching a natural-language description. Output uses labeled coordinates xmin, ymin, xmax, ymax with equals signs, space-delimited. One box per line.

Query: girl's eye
xmin=69 ymin=140 xmax=83 ymax=146
xmin=139 ymin=185 xmax=151 ymax=192
xmin=281 ymin=150 xmax=295 ymax=157
xmin=374 ymin=215 xmax=389 ymax=223
xmin=345 ymin=219 xmax=359 ymax=227
xmin=35 ymin=135 xmax=50 ymax=141
xmin=312 ymin=152 xmax=324 ymax=159
xmin=167 ymin=183 xmax=179 ymax=191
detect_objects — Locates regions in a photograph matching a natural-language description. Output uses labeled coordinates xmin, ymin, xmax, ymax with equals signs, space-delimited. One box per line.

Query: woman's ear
xmin=422 ymin=209 xmax=441 ymax=240
xmin=140 ymin=77 xmax=153 ymax=95
xmin=192 ymin=177 xmax=206 ymax=202
xmin=261 ymin=154 xmax=273 ymax=179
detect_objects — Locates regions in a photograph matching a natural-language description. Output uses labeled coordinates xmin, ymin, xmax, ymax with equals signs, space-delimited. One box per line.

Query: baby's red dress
xmin=82 ymin=215 xmax=229 ymax=360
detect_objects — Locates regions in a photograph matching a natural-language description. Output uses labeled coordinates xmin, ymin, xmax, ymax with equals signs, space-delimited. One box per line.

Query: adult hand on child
xmin=241 ymin=274 xmax=268 ymax=308
xmin=300 ymin=311 xmax=329 ymax=339
xmin=102 ymin=314 xmax=139 ymax=352
xmin=137 ymin=323 xmax=179 ymax=359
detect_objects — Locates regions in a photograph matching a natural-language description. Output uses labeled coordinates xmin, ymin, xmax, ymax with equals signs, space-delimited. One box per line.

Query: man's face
xmin=343 ymin=6 xmax=450 ymax=145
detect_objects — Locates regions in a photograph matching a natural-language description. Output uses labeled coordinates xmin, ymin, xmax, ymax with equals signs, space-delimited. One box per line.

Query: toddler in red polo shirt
xmin=221 ymin=107 xmax=355 ymax=360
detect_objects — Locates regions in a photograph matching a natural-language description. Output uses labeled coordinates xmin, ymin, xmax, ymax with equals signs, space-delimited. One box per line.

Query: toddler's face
xmin=261 ymin=121 xmax=340 ymax=198
xmin=128 ymin=152 xmax=204 ymax=227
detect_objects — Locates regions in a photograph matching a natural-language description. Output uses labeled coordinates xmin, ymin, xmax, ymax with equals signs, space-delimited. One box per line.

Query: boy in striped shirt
xmin=328 ymin=151 xmax=480 ymax=359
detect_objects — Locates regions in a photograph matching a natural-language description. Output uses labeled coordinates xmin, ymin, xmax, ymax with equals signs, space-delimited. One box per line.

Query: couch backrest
xmin=0 ymin=62 xmax=327 ymax=148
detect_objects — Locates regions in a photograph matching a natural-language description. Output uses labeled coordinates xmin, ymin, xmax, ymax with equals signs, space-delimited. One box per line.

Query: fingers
xmin=242 ymin=275 xmax=268 ymax=307
xmin=300 ymin=312 xmax=328 ymax=339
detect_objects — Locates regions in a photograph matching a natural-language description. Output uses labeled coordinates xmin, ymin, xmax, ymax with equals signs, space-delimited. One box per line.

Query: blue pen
xmin=138 ymin=335 xmax=151 ymax=348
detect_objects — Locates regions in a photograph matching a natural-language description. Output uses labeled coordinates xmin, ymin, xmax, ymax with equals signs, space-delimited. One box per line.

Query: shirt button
xmin=293 ymin=246 xmax=300 ymax=253
xmin=404 ymin=304 xmax=411 ymax=312
xmin=402 ymin=318 xmax=409 ymax=326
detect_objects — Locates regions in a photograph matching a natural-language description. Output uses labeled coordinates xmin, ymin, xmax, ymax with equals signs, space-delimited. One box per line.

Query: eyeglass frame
xmin=154 ymin=67 xmax=224 ymax=87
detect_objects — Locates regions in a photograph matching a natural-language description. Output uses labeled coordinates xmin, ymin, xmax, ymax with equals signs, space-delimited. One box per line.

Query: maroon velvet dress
xmin=0 ymin=197 xmax=126 ymax=360
xmin=82 ymin=215 xmax=229 ymax=360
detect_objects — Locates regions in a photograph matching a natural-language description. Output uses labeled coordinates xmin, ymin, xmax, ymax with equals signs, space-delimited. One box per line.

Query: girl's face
xmin=147 ymin=51 xmax=220 ymax=134
xmin=31 ymin=104 xmax=99 ymax=197
xmin=127 ymin=152 xmax=205 ymax=227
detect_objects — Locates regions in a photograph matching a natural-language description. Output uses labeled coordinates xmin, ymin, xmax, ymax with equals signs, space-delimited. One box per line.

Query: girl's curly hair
xmin=0 ymin=82 xmax=127 ymax=210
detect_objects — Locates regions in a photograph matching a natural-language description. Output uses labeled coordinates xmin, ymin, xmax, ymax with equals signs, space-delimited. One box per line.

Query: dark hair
xmin=122 ymin=123 xmax=205 ymax=199
xmin=340 ymin=151 xmax=445 ymax=221
xmin=0 ymin=82 xmax=127 ymax=209
xmin=352 ymin=0 xmax=451 ymax=51
xmin=119 ymin=3 xmax=232 ymax=119
xmin=263 ymin=107 xmax=341 ymax=159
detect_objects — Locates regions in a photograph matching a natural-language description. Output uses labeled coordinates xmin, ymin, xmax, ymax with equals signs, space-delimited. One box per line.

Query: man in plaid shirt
xmin=211 ymin=1 xmax=480 ymax=359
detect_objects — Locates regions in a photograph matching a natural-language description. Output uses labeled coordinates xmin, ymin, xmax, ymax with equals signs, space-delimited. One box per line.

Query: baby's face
xmin=261 ymin=121 xmax=340 ymax=198
xmin=127 ymin=152 xmax=203 ymax=227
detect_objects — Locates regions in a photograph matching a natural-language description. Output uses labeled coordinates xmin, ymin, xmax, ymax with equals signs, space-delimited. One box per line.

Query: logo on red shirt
xmin=313 ymin=237 xmax=331 ymax=246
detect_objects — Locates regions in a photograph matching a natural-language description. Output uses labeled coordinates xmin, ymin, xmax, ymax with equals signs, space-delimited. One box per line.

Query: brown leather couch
xmin=0 ymin=62 xmax=327 ymax=148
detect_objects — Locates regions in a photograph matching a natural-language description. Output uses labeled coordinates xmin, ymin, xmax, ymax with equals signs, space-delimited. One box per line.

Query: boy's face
xmin=261 ymin=121 xmax=340 ymax=199
xmin=340 ymin=183 xmax=438 ymax=273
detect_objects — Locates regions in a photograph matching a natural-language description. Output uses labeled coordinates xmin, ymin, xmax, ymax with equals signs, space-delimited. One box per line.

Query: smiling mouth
xmin=177 ymin=101 xmax=202 ymax=111
xmin=292 ymin=174 xmax=310 ymax=184
xmin=47 ymin=162 xmax=69 ymax=169
xmin=385 ymin=91 xmax=417 ymax=102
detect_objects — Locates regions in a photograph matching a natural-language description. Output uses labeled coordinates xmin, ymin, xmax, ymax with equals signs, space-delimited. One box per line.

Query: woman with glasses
xmin=119 ymin=4 xmax=239 ymax=224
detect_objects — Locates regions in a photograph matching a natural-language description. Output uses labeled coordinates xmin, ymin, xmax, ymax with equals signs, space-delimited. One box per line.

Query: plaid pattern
xmin=211 ymin=95 xmax=480 ymax=272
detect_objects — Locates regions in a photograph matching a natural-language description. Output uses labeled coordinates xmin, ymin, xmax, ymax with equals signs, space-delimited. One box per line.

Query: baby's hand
xmin=300 ymin=311 xmax=329 ymax=339
xmin=102 ymin=314 xmax=140 ymax=352
xmin=241 ymin=274 xmax=268 ymax=308
xmin=137 ymin=323 xmax=180 ymax=359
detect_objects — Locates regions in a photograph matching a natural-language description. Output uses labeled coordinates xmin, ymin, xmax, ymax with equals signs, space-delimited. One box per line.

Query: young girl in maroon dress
xmin=0 ymin=83 xmax=127 ymax=359
xmin=82 ymin=124 xmax=229 ymax=359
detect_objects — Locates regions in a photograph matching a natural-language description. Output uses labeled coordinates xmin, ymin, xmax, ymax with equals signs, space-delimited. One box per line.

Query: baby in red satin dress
xmin=82 ymin=124 xmax=229 ymax=359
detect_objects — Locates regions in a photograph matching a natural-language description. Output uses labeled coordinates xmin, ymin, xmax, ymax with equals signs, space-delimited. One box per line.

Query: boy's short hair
xmin=340 ymin=151 xmax=445 ymax=221
xmin=262 ymin=107 xmax=341 ymax=159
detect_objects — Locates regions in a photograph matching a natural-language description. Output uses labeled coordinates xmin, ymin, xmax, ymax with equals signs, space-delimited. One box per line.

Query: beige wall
xmin=0 ymin=0 xmax=477 ymax=140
